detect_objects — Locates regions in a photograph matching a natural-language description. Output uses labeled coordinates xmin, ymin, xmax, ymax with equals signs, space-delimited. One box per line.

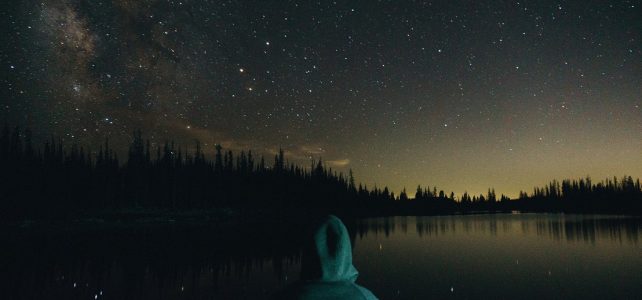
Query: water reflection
xmin=1 ymin=214 xmax=640 ymax=299
xmin=1 ymin=224 xmax=304 ymax=299
xmin=352 ymin=214 xmax=642 ymax=299
xmin=355 ymin=214 xmax=641 ymax=245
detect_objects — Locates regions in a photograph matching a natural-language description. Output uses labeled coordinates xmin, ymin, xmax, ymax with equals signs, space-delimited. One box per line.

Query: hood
xmin=300 ymin=215 xmax=359 ymax=282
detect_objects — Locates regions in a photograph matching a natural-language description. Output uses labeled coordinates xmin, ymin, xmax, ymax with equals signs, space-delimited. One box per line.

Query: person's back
xmin=271 ymin=215 xmax=378 ymax=300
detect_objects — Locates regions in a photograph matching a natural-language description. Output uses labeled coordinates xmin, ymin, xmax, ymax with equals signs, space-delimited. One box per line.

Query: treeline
xmin=0 ymin=125 xmax=640 ymax=220
xmin=0 ymin=125 xmax=404 ymax=220
xmin=511 ymin=177 xmax=642 ymax=213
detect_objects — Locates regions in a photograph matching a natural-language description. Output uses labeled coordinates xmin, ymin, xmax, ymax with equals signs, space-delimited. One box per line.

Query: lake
xmin=2 ymin=214 xmax=640 ymax=299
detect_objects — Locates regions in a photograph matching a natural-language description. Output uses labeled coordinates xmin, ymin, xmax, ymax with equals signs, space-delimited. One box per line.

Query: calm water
xmin=352 ymin=214 xmax=641 ymax=299
xmin=2 ymin=214 xmax=640 ymax=299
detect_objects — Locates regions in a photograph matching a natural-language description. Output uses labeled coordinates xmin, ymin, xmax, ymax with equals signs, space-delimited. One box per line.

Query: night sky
xmin=1 ymin=1 xmax=640 ymax=198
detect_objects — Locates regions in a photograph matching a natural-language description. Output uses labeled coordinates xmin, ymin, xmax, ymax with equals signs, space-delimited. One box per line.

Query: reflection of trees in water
xmin=0 ymin=224 xmax=304 ymax=299
xmin=354 ymin=215 xmax=641 ymax=244
xmin=3 ymin=216 xmax=639 ymax=298
xmin=400 ymin=217 xmax=408 ymax=234
xmin=413 ymin=216 xmax=498 ymax=237
xmin=533 ymin=216 xmax=641 ymax=244
xmin=354 ymin=217 xmax=398 ymax=238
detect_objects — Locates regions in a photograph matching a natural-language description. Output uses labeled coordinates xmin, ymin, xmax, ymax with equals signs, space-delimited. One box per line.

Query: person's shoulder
xmin=354 ymin=284 xmax=379 ymax=300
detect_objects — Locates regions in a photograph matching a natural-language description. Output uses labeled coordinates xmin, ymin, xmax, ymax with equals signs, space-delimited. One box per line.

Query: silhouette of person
xmin=271 ymin=215 xmax=378 ymax=300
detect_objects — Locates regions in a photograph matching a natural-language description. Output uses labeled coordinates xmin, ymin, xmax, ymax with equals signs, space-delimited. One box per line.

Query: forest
xmin=0 ymin=125 xmax=640 ymax=221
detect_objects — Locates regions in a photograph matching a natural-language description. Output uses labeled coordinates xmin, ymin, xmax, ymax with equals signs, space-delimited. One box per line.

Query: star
xmin=1 ymin=0 xmax=637 ymax=200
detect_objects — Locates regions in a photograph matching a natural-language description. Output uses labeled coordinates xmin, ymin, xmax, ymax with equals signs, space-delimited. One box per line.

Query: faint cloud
xmin=300 ymin=145 xmax=326 ymax=155
xmin=327 ymin=159 xmax=350 ymax=167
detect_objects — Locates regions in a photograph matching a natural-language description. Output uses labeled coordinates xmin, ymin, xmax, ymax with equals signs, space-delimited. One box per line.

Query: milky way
xmin=1 ymin=1 xmax=640 ymax=197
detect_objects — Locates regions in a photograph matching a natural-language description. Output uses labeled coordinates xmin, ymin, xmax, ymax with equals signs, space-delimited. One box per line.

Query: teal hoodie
xmin=271 ymin=215 xmax=378 ymax=300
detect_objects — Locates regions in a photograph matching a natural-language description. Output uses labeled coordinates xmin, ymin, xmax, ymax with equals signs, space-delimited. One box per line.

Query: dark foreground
xmin=1 ymin=213 xmax=640 ymax=299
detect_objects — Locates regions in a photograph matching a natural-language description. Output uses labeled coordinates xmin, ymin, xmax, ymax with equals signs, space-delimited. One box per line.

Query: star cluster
xmin=1 ymin=0 xmax=640 ymax=197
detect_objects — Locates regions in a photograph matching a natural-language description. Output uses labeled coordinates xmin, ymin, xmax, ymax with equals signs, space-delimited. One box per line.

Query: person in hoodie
xmin=271 ymin=215 xmax=378 ymax=300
